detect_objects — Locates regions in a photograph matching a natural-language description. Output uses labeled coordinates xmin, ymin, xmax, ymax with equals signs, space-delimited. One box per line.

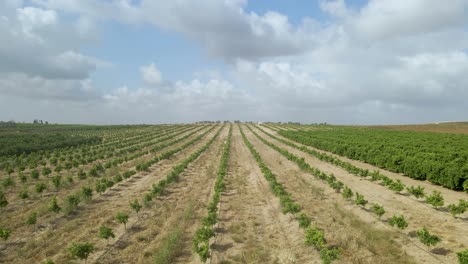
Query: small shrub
xmin=305 ymin=226 xmax=326 ymax=250
xmin=388 ymin=215 xmax=408 ymax=229
xmin=116 ymin=212 xmax=129 ymax=230
xmin=388 ymin=180 xmax=405 ymax=193
xmin=371 ymin=203 xmax=385 ymax=219
xmin=320 ymin=247 xmax=341 ymax=264
xmin=26 ymin=212 xmax=38 ymax=231
xmin=81 ymin=187 xmax=93 ymax=202
xmin=130 ymin=199 xmax=142 ymax=217
xmin=0 ymin=228 xmax=11 ymax=241
xmin=416 ymin=227 xmax=440 ymax=248
xmin=31 ymin=169 xmax=40 ymax=180
xmin=342 ymin=186 xmax=353 ymax=200
xmin=425 ymin=191 xmax=444 ymax=208
xmin=354 ymin=193 xmax=368 ymax=207
xmin=68 ymin=242 xmax=94 ymax=263
xmin=447 ymin=199 xmax=467 ymax=217
xmin=35 ymin=182 xmax=47 ymax=193
xmin=51 ymin=175 xmax=62 ymax=190
xmin=457 ymin=249 xmax=468 ymax=264
xmin=48 ymin=196 xmax=61 ymax=213
xmin=406 ymin=185 xmax=425 ymax=199
xmin=297 ymin=213 xmax=311 ymax=229
xmin=19 ymin=189 xmax=29 ymax=201
xmin=98 ymin=225 xmax=115 ymax=244
xmin=0 ymin=191 xmax=8 ymax=208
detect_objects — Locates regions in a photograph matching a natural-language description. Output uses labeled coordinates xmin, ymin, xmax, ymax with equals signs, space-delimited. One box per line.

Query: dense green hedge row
xmin=278 ymin=127 xmax=468 ymax=191
xmin=240 ymin=125 xmax=341 ymax=264
xmin=193 ymin=124 xmax=232 ymax=262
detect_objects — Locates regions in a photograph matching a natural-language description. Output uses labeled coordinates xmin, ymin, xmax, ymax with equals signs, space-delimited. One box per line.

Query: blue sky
xmin=0 ymin=0 xmax=467 ymax=124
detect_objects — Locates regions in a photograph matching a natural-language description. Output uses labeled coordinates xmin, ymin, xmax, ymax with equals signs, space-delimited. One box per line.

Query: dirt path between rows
xmin=210 ymin=126 xmax=319 ymax=264
xmin=243 ymin=125 xmax=450 ymax=264
xmin=1 ymin=126 xmax=220 ymax=264
xmin=255 ymin=125 xmax=467 ymax=263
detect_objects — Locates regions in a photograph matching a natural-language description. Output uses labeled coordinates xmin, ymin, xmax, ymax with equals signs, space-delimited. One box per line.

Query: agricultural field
xmin=0 ymin=123 xmax=467 ymax=264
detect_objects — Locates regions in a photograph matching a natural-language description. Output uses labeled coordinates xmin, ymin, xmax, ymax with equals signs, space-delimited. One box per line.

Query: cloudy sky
xmin=1 ymin=0 xmax=467 ymax=125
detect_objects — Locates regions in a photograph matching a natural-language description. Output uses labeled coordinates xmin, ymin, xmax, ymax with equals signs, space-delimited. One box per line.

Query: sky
xmin=1 ymin=0 xmax=468 ymax=125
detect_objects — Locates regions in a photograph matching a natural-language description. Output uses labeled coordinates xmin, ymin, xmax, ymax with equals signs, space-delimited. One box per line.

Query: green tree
xmin=48 ymin=196 xmax=61 ymax=213
xmin=457 ymin=249 xmax=468 ymax=264
xmin=116 ymin=212 xmax=129 ymax=230
xmin=342 ymin=186 xmax=353 ymax=200
xmin=0 ymin=228 xmax=11 ymax=241
xmin=35 ymin=182 xmax=47 ymax=193
xmin=447 ymin=199 xmax=467 ymax=217
xmin=51 ymin=175 xmax=62 ymax=190
xmin=0 ymin=190 xmax=8 ymax=208
xmin=416 ymin=227 xmax=440 ymax=249
xmin=425 ymin=191 xmax=444 ymax=208
xmin=371 ymin=204 xmax=385 ymax=219
xmin=305 ymin=226 xmax=326 ymax=250
xmin=406 ymin=185 xmax=425 ymax=199
xmin=81 ymin=186 xmax=93 ymax=202
xmin=130 ymin=199 xmax=142 ymax=217
xmin=26 ymin=212 xmax=38 ymax=231
xmin=18 ymin=189 xmax=29 ymax=201
xmin=354 ymin=193 xmax=368 ymax=207
xmin=98 ymin=225 xmax=115 ymax=245
xmin=320 ymin=247 xmax=341 ymax=264
xmin=388 ymin=215 xmax=408 ymax=229
xmin=68 ymin=242 xmax=94 ymax=264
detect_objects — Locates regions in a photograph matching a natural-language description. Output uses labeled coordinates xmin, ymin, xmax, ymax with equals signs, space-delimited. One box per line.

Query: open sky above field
xmin=1 ymin=0 xmax=467 ymax=124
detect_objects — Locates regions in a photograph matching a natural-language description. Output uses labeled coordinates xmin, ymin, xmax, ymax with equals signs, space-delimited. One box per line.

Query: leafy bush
xmin=0 ymin=228 xmax=11 ymax=241
xmin=98 ymin=225 xmax=115 ymax=244
xmin=68 ymin=242 xmax=94 ymax=262
xmin=0 ymin=190 xmax=8 ymax=208
xmin=371 ymin=204 xmax=385 ymax=219
xmin=406 ymin=185 xmax=425 ymax=199
xmin=297 ymin=213 xmax=311 ymax=229
xmin=388 ymin=180 xmax=405 ymax=193
xmin=64 ymin=194 xmax=80 ymax=214
xmin=116 ymin=212 xmax=129 ymax=230
xmin=130 ymin=199 xmax=142 ymax=217
xmin=448 ymin=199 xmax=467 ymax=217
xmin=425 ymin=191 xmax=444 ymax=208
xmin=305 ymin=226 xmax=326 ymax=250
xmin=457 ymin=249 xmax=468 ymax=264
xmin=354 ymin=192 xmax=368 ymax=207
xmin=81 ymin=187 xmax=93 ymax=201
xmin=388 ymin=215 xmax=408 ymax=229
xmin=320 ymin=247 xmax=341 ymax=264
xmin=26 ymin=212 xmax=38 ymax=231
xmin=48 ymin=196 xmax=61 ymax=213
xmin=416 ymin=227 xmax=440 ymax=247
xmin=18 ymin=189 xmax=29 ymax=200
xmin=31 ymin=169 xmax=40 ymax=180
xmin=35 ymin=182 xmax=47 ymax=193
xmin=342 ymin=186 xmax=353 ymax=200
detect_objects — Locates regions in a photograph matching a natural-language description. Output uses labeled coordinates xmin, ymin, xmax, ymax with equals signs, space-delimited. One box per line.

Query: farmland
xmin=0 ymin=123 xmax=467 ymax=264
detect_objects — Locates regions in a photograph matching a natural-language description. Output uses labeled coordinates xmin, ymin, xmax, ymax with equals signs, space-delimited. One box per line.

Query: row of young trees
xmin=246 ymin=125 xmax=468 ymax=262
xmin=0 ymin=125 xmax=215 ymax=263
xmin=0 ymin=125 xmax=205 ymax=210
xmin=0 ymin=124 xmax=190 ymax=176
xmin=193 ymin=125 xmax=232 ymax=262
xmin=278 ymin=127 xmax=468 ymax=191
xmin=239 ymin=125 xmax=341 ymax=264
xmin=255 ymin=125 xmax=467 ymax=218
